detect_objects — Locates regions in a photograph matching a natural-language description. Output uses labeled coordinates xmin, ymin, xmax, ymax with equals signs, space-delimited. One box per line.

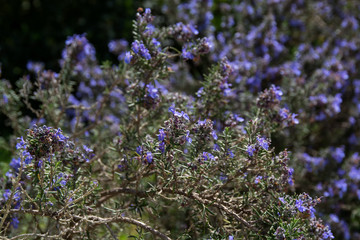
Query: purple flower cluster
xmin=131 ymin=40 xmax=151 ymax=60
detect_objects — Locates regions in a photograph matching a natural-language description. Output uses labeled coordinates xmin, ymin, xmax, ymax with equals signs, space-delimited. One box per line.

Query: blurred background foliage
xmin=0 ymin=0 xmax=140 ymax=80
xmin=0 ymin=0 xmax=143 ymax=163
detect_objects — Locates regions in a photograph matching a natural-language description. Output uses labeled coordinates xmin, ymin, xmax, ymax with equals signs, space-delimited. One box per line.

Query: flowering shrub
xmin=0 ymin=1 xmax=359 ymax=239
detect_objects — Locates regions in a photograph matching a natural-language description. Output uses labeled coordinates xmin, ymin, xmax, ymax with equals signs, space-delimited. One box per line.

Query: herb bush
xmin=1 ymin=0 xmax=360 ymax=239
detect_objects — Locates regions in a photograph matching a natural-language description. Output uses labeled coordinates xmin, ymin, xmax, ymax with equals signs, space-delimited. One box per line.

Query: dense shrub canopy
xmin=1 ymin=0 xmax=360 ymax=239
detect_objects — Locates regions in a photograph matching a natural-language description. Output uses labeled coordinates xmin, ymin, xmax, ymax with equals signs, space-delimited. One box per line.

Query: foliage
xmin=1 ymin=0 xmax=360 ymax=239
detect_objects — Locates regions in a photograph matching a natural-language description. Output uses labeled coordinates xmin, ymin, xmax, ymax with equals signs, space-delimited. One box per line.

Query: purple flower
xmin=295 ymin=199 xmax=306 ymax=212
xmin=331 ymin=93 xmax=342 ymax=114
xmin=54 ymin=128 xmax=67 ymax=142
xmin=322 ymin=229 xmax=334 ymax=239
xmin=182 ymin=49 xmax=194 ymax=60
xmin=131 ymin=40 xmax=151 ymax=60
xmin=136 ymin=146 xmax=143 ymax=155
xmin=271 ymin=85 xmax=283 ymax=101
xmin=211 ymin=130 xmax=218 ymax=140
xmin=159 ymin=141 xmax=165 ymax=153
xmin=168 ymin=103 xmax=175 ymax=114
xmin=309 ymin=94 xmax=328 ymax=105
xmin=3 ymin=189 xmax=11 ymax=201
xmin=152 ymin=38 xmax=161 ymax=48
xmin=279 ymin=108 xmax=288 ymax=119
xmin=196 ymin=87 xmax=204 ymax=97
xmin=291 ymin=113 xmax=299 ymax=124
xmin=288 ymin=167 xmax=294 ymax=176
xmin=16 ymin=136 xmax=26 ymax=150
xmin=2 ymin=94 xmax=8 ymax=104
xmin=22 ymin=151 xmax=33 ymax=164
xmin=158 ymin=129 xmax=166 ymax=141
xmin=11 ymin=217 xmax=19 ymax=229
xmin=233 ymin=114 xmax=244 ymax=122
xmin=331 ymin=146 xmax=345 ymax=163
xmin=174 ymin=110 xmax=190 ymax=121
xmin=83 ymin=145 xmax=93 ymax=153
xmin=254 ymin=176 xmax=263 ymax=184
xmin=60 ymin=179 xmax=67 ymax=187
xmin=108 ymin=39 xmax=128 ymax=54
xmin=146 ymin=84 xmax=159 ymax=99
xmin=227 ymin=149 xmax=234 ymax=158
xmin=26 ymin=61 xmax=44 ymax=73
xmin=146 ymin=151 xmax=153 ymax=163
xmin=334 ymin=179 xmax=347 ymax=198
xmin=185 ymin=130 xmax=192 ymax=143
xmin=124 ymin=51 xmax=133 ymax=64
xmin=349 ymin=167 xmax=360 ymax=181
xmin=182 ymin=43 xmax=194 ymax=60
xmin=257 ymin=136 xmax=269 ymax=150
xmin=202 ymin=152 xmax=215 ymax=161
xmin=247 ymin=145 xmax=256 ymax=157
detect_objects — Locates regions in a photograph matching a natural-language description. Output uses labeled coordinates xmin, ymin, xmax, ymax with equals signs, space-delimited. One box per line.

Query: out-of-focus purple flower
xmin=257 ymin=136 xmax=269 ymax=150
xmin=302 ymin=153 xmax=326 ymax=172
xmin=279 ymin=108 xmax=288 ymax=119
xmin=357 ymin=190 xmax=360 ymax=200
xmin=331 ymin=146 xmax=345 ymax=163
xmin=202 ymin=152 xmax=215 ymax=161
xmin=146 ymin=151 xmax=153 ymax=163
xmin=334 ymin=179 xmax=347 ymax=198
xmin=124 ymin=51 xmax=133 ymax=64
xmin=3 ymin=189 xmax=11 ymax=201
xmin=233 ymin=114 xmax=244 ymax=122
xmin=227 ymin=149 xmax=234 ymax=158
xmin=108 ymin=39 xmax=128 ymax=54
xmin=174 ymin=110 xmax=190 ymax=121
xmin=322 ymin=229 xmax=335 ymax=239
xmin=83 ymin=145 xmax=93 ymax=153
xmin=168 ymin=103 xmax=175 ymax=114
xmin=309 ymin=94 xmax=328 ymax=105
xmin=16 ymin=136 xmax=26 ymax=150
xmin=349 ymin=167 xmax=360 ymax=181
xmin=288 ymin=168 xmax=294 ymax=186
xmin=146 ymin=84 xmax=159 ymax=99
xmin=159 ymin=141 xmax=165 ymax=153
xmin=136 ymin=146 xmax=143 ymax=155
xmin=27 ymin=61 xmax=44 ymax=73
xmin=330 ymin=214 xmax=339 ymax=223
xmin=295 ymin=199 xmax=306 ymax=212
xmin=247 ymin=145 xmax=256 ymax=157
xmin=291 ymin=114 xmax=299 ymax=124
xmin=158 ymin=129 xmax=166 ymax=141
xmin=211 ymin=130 xmax=218 ymax=140
xmin=185 ymin=130 xmax=192 ymax=143
xmin=272 ymin=85 xmax=283 ymax=101
xmin=196 ymin=87 xmax=204 ymax=97
xmin=152 ymin=38 xmax=161 ymax=49
xmin=9 ymin=157 xmax=21 ymax=172
xmin=254 ymin=176 xmax=263 ymax=184
xmin=60 ymin=179 xmax=67 ymax=187
xmin=11 ymin=217 xmax=19 ymax=229
xmin=331 ymin=94 xmax=342 ymax=114
xmin=182 ymin=44 xmax=194 ymax=60
xmin=2 ymin=94 xmax=8 ymax=104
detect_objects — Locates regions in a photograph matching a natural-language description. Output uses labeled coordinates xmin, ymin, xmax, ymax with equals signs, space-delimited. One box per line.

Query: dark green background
xmin=0 ymin=0 xmax=141 ymax=81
